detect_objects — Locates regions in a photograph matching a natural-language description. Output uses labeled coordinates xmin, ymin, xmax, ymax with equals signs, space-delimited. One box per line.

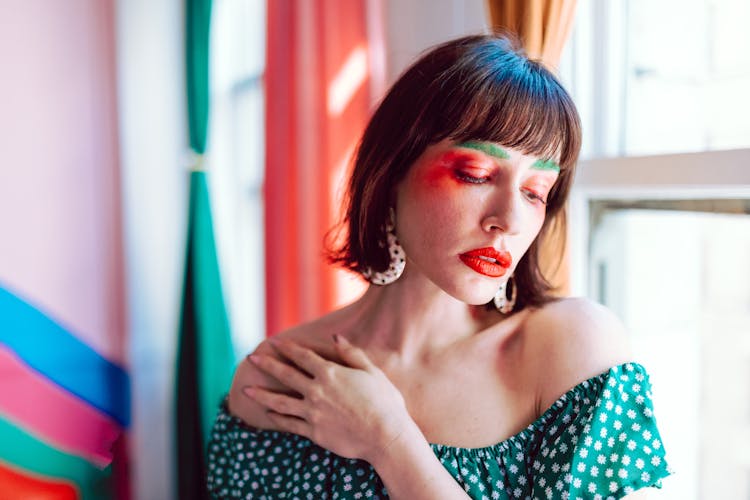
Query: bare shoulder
xmin=226 ymin=336 xmax=281 ymax=430
xmin=522 ymin=297 xmax=634 ymax=411
xmin=524 ymin=296 xmax=631 ymax=353
xmin=226 ymin=314 xmax=344 ymax=430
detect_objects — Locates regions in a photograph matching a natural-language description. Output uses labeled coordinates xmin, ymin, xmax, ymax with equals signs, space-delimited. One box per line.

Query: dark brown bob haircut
xmin=329 ymin=34 xmax=582 ymax=311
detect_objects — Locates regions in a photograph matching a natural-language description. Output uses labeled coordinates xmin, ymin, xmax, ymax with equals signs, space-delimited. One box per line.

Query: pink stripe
xmin=0 ymin=346 xmax=120 ymax=468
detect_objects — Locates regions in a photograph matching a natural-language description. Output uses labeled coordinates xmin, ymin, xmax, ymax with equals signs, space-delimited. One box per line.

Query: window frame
xmin=569 ymin=148 xmax=750 ymax=296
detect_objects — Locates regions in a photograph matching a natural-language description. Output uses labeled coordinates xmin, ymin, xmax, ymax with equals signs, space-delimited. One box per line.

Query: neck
xmin=341 ymin=267 xmax=496 ymax=362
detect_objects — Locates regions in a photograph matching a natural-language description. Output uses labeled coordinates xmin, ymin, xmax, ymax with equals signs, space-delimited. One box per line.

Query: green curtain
xmin=176 ymin=0 xmax=235 ymax=497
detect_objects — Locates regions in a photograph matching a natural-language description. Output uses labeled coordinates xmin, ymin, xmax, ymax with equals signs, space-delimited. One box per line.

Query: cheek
xmin=397 ymin=172 xmax=469 ymax=246
xmin=409 ymin=169 xmax=472 ymax=221
xmin=420 ymin=163 xmax=462 ymax=191
xmin=514 ymin=219 xmax=546 ymax=261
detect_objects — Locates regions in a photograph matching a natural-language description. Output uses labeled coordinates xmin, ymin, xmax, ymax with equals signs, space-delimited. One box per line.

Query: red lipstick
xmin=459 ymin=247 xmax=512 ymax=278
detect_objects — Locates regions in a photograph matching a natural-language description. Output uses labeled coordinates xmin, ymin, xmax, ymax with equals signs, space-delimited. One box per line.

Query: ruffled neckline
xmin=220 ymin=361 xmax=646 ymax=459
xmin=430 ymin=362 xmax=645 ymax=458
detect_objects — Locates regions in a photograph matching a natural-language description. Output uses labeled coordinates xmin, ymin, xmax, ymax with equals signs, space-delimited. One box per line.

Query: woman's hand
xmin=243 ymin=335 xmax=474 ymax=499
xmin=242 ymin=335 xmax=413 ymax=464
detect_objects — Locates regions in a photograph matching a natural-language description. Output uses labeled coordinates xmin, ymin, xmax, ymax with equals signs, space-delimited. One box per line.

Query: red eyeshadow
xmin=421 ymin=151 xmax=489 ymax=187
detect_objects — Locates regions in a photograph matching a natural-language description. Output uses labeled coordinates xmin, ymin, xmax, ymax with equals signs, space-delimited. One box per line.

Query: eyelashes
xmin=454 ymin=171 xmax=489 ymax=184
xmin=453 ymin=170 xmax=548 ymax=205
xmin=449 ymin=155 xmax=492 ymax=184
xmin=523 ymin=189 xmax=547 ymax=205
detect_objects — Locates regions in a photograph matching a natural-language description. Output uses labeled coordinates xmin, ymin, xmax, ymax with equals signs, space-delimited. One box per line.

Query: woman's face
xmin=394 ymin=139 xmax=560 ymax=305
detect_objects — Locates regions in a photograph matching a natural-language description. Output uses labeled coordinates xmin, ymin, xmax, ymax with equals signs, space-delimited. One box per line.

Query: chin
xmin=445 ymin=285 xmax=497 ymax=307
xmin=464 ymin=295 xmax=496 ymax=306
xmin=424 ymin=268 xmax=499 ymax=305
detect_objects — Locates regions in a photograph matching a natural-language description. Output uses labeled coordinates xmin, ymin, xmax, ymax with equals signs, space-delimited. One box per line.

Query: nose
xmin=481 ymin=191 xmax=523 ymax=236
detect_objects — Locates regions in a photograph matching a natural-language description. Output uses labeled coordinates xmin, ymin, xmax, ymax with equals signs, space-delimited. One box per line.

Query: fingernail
xmin=268 ymin=336 xmax=279 ymax=345
xmin=242 ymin=386 xmax=256 ymax=397
xmin=247 ymin=354 xmax=259 ymax=364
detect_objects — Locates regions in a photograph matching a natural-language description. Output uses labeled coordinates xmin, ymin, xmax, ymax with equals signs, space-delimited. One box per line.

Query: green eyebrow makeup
xmin=531 ymin=159 xmax=560 ymax=173
xmin=458 ymin=141 xmax=561 ymax=173
xmin=457 ymin=141 xmax=510 ymax=160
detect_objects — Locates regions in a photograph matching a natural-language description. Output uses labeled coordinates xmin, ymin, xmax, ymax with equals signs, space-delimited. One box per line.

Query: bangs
xmin=330 ymin=34 xmax=582 ymax=305
xmin=421 ymin=44 xmax=581 ymax=171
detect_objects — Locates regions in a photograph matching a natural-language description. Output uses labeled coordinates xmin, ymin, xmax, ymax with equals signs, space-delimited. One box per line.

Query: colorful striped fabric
xmin=0 ymin=462 xmax=78 ymax=500
xmin=0 ymin=284 xmax=129 ymax=499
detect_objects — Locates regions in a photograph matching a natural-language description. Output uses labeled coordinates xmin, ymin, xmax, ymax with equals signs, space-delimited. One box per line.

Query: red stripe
xmin=0 ymin=461 xmax=79 ymax=500
xmin=264 ymin=0 xmax=372 ymax=336
xmin=265 ymin=0 xmax=300 ymax=336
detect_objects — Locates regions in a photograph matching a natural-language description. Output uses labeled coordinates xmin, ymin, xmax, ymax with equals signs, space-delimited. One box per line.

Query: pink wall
xmin=0 ymin=0 xmax=126 ymax=365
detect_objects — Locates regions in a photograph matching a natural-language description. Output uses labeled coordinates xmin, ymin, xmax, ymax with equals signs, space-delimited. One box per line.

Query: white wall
xmin=383 ymin=0 xmax=488 ymax=85
xmin=115 ymin=0 xmax=186 ymax=498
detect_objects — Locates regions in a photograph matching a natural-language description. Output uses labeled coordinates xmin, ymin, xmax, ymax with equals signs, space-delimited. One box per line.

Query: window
xmin=566 ymin=0 xmax=750 ymax=159
xmin=624 ymin=0 xmax=750 ymax=155
xmin=587 ymin=197 xmax=750 ymax=499
xmin=209 ymin=0 xmax=266 ymax=354
xmin=564 ymin=2 xmax=750 ymax=497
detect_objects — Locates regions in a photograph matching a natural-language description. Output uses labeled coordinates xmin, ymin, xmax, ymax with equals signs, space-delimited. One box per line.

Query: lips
xmin=459 ymin=247 xmax=512 ymax=278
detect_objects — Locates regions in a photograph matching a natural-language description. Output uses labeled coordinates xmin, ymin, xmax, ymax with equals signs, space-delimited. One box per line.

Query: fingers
xmin=244 ymin=385 xmax=313 ymax=439
xmin=243 ymin=386 xmax=306 ymax=418
xmin=332 ymin=334 xmax=375 ymax=371
xmin=265 ymin=410 xmax=312 ymax=439
xmin=247 ymin=353 xmax=312 ymax=393
xmin=268 ymin=337 xmax=330 ymax=378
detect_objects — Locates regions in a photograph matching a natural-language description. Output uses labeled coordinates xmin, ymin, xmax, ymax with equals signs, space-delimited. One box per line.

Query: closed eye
xmin=455 ymin=171 xmax=490 ymax=184
xmin=523 ymin=189 xmax=547 ymax=205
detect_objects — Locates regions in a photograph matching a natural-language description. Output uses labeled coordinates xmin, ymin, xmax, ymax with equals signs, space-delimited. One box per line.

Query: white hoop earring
xmin=363 ymin=212 xmax=405 ymax=285
xmin=494 ymin=275 xmax=517 ymax=314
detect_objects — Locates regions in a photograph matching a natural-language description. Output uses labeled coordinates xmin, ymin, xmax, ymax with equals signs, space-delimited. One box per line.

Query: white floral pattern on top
xmin=207 ymin=362 xmax=672 ymax=499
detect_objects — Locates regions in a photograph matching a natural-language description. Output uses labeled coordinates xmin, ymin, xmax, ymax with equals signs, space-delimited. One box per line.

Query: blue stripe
xmin=0 ymin=285 xmax=130 ymax=427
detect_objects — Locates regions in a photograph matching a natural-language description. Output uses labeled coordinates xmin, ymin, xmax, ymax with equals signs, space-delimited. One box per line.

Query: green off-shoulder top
xmin=207 ymin=362 xmax=672 ymax=499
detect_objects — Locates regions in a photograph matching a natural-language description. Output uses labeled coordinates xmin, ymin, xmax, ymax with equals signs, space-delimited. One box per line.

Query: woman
xmin=207 ymin=34 xmax=671 ymax=499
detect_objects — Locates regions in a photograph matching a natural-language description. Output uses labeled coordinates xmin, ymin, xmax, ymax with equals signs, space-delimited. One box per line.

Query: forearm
xmin=369 ymin=420 xmax=471 ymax=500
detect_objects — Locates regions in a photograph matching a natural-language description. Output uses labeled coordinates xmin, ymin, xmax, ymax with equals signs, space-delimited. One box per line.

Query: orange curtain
xmin=485 ymin=0 xmax=578 ymax=295
xmin=265 ymin=0 xmax=380 ymax=336
xmin=485 ymin=0 xmax=577 ymax=69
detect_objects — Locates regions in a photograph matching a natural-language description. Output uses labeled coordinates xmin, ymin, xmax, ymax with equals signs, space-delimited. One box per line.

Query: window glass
xmin=625 ymin=0 xmax=750 ymax=155
xmin=568 ymin=2 xmax=750 ymax=496
xmin=565 ymin=0 xmax=750 ymax=158
xmin=589 ymin=201 xmax=750 ymax=499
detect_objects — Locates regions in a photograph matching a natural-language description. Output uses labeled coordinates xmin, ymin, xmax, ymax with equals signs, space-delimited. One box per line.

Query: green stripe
xmin=458 ymin=141 xmax=561 ymax=173
xmin=457 ymin=141 xmax=510 ymax=160
xmin=0 ymin=416 xmax=112 ymax=499
xmin=191 ymin=171 xmax=235 ymax=443
xmin=531 ymin=158 xmax=560 ymax=172
xmin=185 ymin=0 xmax=212 ymax=154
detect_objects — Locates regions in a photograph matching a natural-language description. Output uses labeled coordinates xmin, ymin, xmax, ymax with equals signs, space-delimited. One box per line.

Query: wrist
xmin=367 ymin=416 xmax=425 ymax=469
xmin=367 ymin=420 xmax=472 ymax=499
